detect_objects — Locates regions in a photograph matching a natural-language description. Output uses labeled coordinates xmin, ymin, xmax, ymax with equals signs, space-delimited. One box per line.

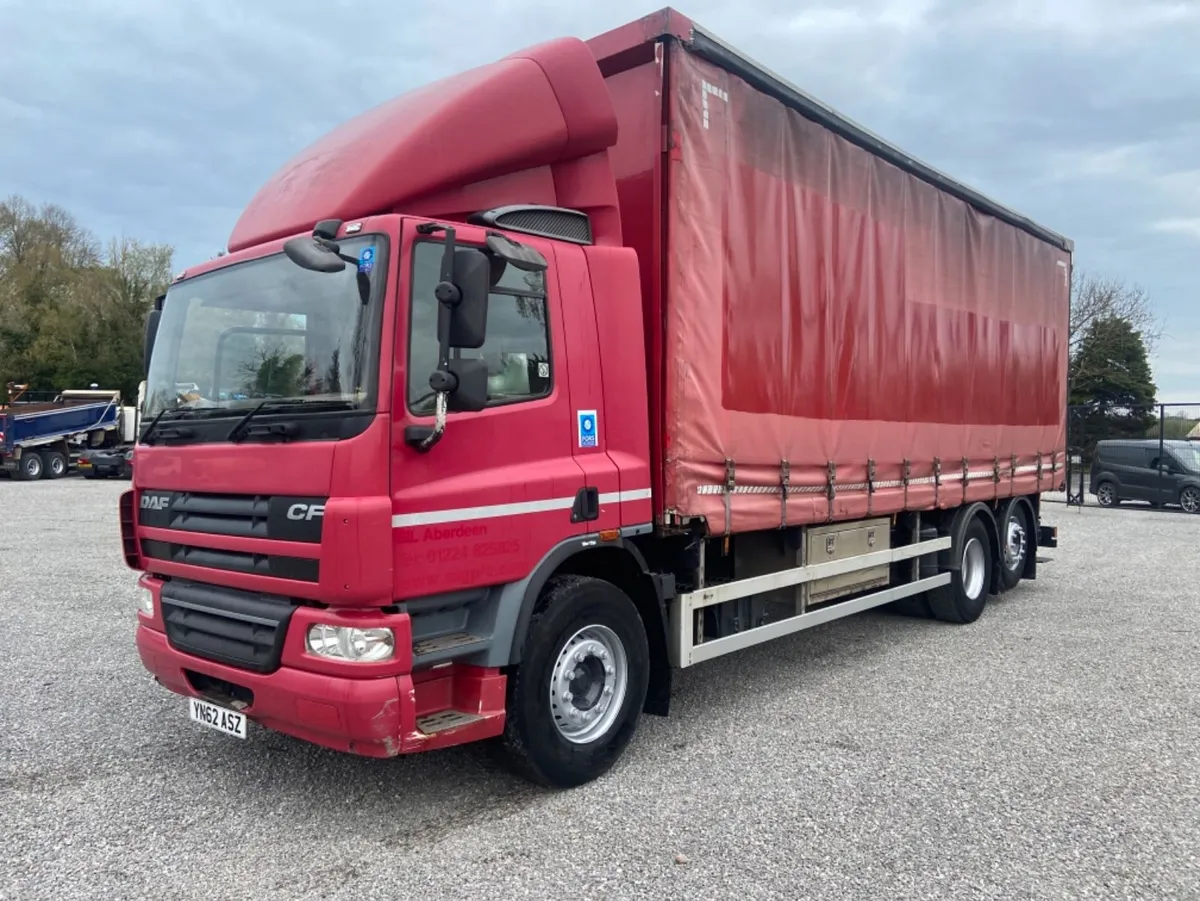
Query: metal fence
xmin=1065 ymin=402 xmax=1200 ymax=513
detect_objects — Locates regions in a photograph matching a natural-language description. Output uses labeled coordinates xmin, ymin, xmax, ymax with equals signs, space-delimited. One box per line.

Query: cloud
xmin=1 ymin=0 xmax=1198 ymax=397
xmin=1152 ymin=219 xmax=1200 ymax=242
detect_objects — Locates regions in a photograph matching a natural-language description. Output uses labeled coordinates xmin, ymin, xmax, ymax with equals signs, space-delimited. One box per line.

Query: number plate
xmin=188 ymin=697 xmax=248 ymax=739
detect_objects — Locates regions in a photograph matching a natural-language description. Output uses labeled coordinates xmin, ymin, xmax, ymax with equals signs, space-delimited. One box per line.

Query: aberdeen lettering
xmin=424 ymin=524 xmax=487 ymax=540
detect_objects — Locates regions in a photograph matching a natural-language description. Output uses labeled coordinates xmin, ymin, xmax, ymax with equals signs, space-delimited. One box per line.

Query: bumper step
xmin=416 ymin=709 xmax=485 ymax=735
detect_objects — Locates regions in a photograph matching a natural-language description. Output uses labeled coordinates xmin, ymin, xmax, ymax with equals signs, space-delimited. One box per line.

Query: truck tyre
xmin=997 ymin=500 xmax=1030 ymax=591
xmin=498 ymin=574 xmax=650 ymax=789
xmin=43 ymin=451 xmax=68 ymax=480
xmin=927 ymin=516 xmax=992 ymax=624
xmin=14 ymin=453 xmax=43 ymax=481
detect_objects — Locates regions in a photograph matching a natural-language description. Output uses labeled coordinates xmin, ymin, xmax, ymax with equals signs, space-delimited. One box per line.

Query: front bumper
xmin=135 ymin=576 xmax=506 ymax=757
xmin=137 ymin=624 xmax=411 ymax=757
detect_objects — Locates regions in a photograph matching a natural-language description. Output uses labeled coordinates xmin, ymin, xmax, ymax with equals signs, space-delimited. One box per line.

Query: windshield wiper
xmin=226 ymin=398 xmax=356 ymax=443
xmin=139 ymin=408 xmax=170 ymax=445
xmin=140 ymin=408 xmax=202 ymax=445
xmin=225 ymin=401 xmax=270 ymax=442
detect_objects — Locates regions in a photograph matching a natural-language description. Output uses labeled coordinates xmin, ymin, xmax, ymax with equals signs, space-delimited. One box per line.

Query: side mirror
xmin=283 ymin=235 xmax=347 ymax=273
xmin=144 ymin=308 xmax=161 ymax=378
xmin=446 ymin=358 xmax=488 ymax=412
xmin=443 ymin=248 xmax=490 ymax=349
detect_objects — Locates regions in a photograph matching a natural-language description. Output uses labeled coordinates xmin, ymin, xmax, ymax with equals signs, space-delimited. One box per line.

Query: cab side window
xmin=407 ymin=241 xmax=551 ymax=414
xmin=1150 ymin=454 xmax=1178 ymax=473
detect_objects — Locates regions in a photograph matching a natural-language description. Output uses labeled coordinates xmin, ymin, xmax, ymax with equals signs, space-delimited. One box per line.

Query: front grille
xmin=160 ymin=579 xmax=297 ymax=674
xmin=167 ymin=493 xmax=272 ymax=539
xmin=141 ymin=539 xmax=319 ymax=582
xmin=137 ymin=490 xmax=327 ymax=543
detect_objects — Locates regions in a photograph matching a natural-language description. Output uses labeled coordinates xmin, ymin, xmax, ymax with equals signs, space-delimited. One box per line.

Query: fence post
xmin=1157 ymin=404 xmax=1166 ymax=508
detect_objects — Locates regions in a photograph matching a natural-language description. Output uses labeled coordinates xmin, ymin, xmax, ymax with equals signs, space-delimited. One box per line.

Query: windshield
xmin=144 ymin=235 xmax=387 ymax=419
xmin=1173 ymin=445 xmax=1200 ymax=472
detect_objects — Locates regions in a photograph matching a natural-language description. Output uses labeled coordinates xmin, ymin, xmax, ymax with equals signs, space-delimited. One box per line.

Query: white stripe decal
xmin=391 ymin=488 xmax=652 ymax=528
xmin=602 ymin=488 xmax=653 ymax=504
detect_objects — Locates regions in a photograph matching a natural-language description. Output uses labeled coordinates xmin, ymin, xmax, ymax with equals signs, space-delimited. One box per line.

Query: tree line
xmin=0 ymin=195 xmax=173 ymax=405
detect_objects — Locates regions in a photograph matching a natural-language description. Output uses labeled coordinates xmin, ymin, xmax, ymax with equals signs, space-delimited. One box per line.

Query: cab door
xmin=390 ymin=220 xmax=586 ymax=600
xmin=552 ymin=244 xmax=622 ymax=535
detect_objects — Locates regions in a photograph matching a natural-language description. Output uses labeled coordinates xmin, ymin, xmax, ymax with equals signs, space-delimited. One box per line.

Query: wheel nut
xmin=599 ymin=649 xmax=608 ymax=660
xmin=606 ymin=665 xmax=615 ymax=676
xmin=603 ymin=686 xmax=613 ymax=696
xmin=562 ymin=691 xmax=572 ymax=702
xmin=575 ymin=652 xmax=585 ymax=663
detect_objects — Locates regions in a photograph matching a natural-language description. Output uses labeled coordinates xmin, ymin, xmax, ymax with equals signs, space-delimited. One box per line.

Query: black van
xmin=1089 ymin=439 xmax=1200 ymax=513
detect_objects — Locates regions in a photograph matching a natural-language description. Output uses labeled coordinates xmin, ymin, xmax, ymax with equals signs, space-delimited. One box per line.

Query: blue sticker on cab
xmin=358 ymin=246 xmax=375 ymax=274
xmin=577 ymin=410 xmax=597 ymax=448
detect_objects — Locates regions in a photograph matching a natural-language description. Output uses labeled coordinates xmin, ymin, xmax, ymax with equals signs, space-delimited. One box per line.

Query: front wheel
xmin=1180 ymin=486 xmax=1200 ymax=515
xmin=498 ymin=575 xmax=650 ymax=789
xmin=1095 ymin=481 xmax=1117 ymax=507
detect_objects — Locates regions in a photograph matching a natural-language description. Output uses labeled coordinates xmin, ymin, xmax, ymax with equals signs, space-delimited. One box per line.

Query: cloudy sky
xmin=2 ymin=0 xmax=1197 ymax=401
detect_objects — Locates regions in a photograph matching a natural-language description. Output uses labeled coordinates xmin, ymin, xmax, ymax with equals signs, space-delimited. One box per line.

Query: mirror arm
xmin=413 ymin=393 xmax=449 ymax=453
xmin=415 ymin=222 xmax=460 ymax=453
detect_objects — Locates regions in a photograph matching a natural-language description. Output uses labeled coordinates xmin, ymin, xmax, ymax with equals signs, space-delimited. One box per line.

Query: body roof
xmin=587 ymin=7 xmax=1073 ymax=253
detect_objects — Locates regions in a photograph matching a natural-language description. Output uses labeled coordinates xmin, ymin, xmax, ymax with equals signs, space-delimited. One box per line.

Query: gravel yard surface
xmin=2 ymin=480 xmax=1198 ymax=900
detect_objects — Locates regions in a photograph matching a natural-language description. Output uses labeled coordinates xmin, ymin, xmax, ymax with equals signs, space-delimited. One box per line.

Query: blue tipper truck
xmin=0 ymin=389 xmax=131 ymax=480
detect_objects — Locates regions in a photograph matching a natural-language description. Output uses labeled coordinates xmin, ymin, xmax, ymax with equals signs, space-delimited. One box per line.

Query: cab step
xmin=411 ymin=631 xmax=490 ymax=666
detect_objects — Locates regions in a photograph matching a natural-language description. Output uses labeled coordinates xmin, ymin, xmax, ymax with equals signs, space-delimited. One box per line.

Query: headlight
xmin=306 ymin=624 xmax=394 ymax=662
xmin=139 ymin=592 xmax=154 ymax=616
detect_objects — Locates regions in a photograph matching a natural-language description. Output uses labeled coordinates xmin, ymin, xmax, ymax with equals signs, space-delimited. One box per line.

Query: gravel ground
xmin=2 ymin=480 xmax=1199 ymax=901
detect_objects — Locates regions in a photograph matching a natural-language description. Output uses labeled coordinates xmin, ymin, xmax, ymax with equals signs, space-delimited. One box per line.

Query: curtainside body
xmin=594 ymin=13 xmax=1070 ymax=534
xmin=124 ymin=8 xmax=1067 ymax=789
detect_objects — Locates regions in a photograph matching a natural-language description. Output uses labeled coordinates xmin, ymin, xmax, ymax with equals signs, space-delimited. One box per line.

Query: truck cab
xmin=127 ymin=33 xmax=661 ymax=787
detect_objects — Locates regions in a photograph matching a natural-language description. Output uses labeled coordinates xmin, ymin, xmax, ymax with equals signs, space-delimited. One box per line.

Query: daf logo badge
xmin=140 ymin=495 xmax=170 ymax=510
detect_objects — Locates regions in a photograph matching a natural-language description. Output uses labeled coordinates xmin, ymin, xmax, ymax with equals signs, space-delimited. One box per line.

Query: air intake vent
xmin=469 ymin=205 xmax=593 ymax=245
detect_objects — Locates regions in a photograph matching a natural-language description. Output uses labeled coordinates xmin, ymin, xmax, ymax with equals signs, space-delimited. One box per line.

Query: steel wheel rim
xmin=26 ymin=456 xmax=41 ymax=477
xmin=962 ymin=537 xmax=986 ymax=600
xmin=1004 ymin=514 xmax=1026 ymax=570
xmin=50 ymin=456 xmax=65 ymax=475
xmin=549 ymin=624 xmax=628 ymax=744
xmin=1183 ymin=488 xmax=1200 ymax=514
xmin=1097 ymin=484 xmax=1114 ymax=505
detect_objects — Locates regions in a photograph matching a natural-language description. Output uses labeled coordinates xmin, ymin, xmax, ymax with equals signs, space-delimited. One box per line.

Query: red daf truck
xmin=125 ymin=8 xmax=1069 ymax=787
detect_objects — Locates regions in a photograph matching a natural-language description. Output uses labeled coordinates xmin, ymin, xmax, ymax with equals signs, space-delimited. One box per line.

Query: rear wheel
xmin=928 ymin=516 xmax=993 ymax=624
xmin=997 ymin=501 xmax=1030 ymax=591
xmin=1095 ymin=481 xmax=1117 ymax=507
xmin=1180 ymin=486 xmax=1200 ymax=515
xmin=14 ymin=453 xmax=43 ymax=481
xmin=497 ymin=575 xmax=649 ymax=789
xmin=43 ymin=451 xmax=67 ymax=480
